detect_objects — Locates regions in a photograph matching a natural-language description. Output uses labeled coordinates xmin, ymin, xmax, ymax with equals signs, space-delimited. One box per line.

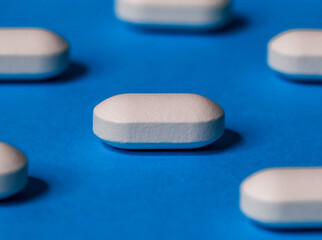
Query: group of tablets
xmin=1 ymin=0 xmax=322 ymax=231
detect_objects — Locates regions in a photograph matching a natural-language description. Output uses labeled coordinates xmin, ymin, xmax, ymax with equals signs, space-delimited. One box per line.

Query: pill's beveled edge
xmin=240 ymin=167 xmax=322 ymax=228
xmin=0 ymin=28 xmax=70 ymax=79
xmin=268 ymin=29 xmax=322 ymax=79
xmin=115 ymin=0 xmax=232 ymax=29
xmin=93 ymin=94 xmax=225 ymax=149
xmin=0 ymin=142 xmax=28 ymax=199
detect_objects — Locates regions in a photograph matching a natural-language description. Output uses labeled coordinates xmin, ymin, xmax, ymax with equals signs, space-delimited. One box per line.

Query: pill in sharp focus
xmin=0 ymin=28 xmax=69 ymax=80
xmin=240 ymin=168 xmax=322 ymax=229
xmin=93 ymin=94 xmax=225 ymax=149
xmin=268 ymin=29 xmax=322 ymax=80
xmin=0 ymin=142 xmax=28 ymax=199
xmin=115 ymin=0 xmax=232 ymax=30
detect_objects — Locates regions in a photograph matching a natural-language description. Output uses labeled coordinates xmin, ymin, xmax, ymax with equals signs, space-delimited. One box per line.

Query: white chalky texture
xmin=115 ymin=0 xmax=231 ymax=29
xmin=93 ymin=94 xmax=225 ymax=149
xmin=0 ymin=28 xmax=69 ymax=80
xmin=240 ymin=168 xmax=322 ymax=229
xmin=268 ymin=29 xmax=322 ymax=79
xmin=0 ymin=142 xmax=28 ymax=199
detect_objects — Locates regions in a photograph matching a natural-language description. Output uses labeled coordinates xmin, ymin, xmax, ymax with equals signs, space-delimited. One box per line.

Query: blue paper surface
xmin=0 ymin=0 xmax=322 ymax=239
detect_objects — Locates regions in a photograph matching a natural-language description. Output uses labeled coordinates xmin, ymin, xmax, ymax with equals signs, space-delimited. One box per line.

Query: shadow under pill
xmin=205 ymin=129 xmax=243 ymax=152
xmin=104 ymin=129 xmax=243 ymax=156
xmin=0 ymin=177 xmax=49 ymax=205
xmin=125 ymin=14 xmax=249 ymax=36
xmin=277 ymin=74 xmax=322 ymax=86
xmin=50 ymin=61 xmax=88 ymax=83
xmin=211 ymin=15 xmax=250 ymax=34
xmin=252 ymin=221 xmax=322 ymax=234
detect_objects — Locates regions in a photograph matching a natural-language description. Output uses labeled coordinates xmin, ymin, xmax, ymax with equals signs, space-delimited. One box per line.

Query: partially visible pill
xmin=240 ymin=168 xmax=322 ymax=229
xmin=0 ymin=142 xmax=28 ymax=199
xmin=268 ymin=29 xmax=322 ymax=80
xmin=115 ymin=0 xmax=231 ymax=30
xmin=0 ymin=28 xmax=69 ymax=80
xmin=93 ymin=94 xmax=225 ymax=149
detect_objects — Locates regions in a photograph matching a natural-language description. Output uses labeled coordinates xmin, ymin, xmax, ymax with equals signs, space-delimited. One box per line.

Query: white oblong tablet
xmin=240 ymin=168 xmax=322 ymax=229
xmin=93 ymin=94 xmax=225 ymax=149
xmin=0 ymin=28 xmax=69 ymax=80
xmin=0 ymin=142 xmax=28 ymax=199
xmin=268 ymin=29 xmax=322 ymax=80
xmin=115 ymin=0 xmax=231 ymax=30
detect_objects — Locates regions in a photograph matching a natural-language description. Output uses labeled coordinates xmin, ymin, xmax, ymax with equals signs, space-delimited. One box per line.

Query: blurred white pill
xmin=115 ymin=0 xmax=232 ymax=30
xmin=0 ymin=28 xmax=69 ymax=80
xmin=93 ymin=94 xmax=225 ymax=149
xmin=268 ymin=29 xmax=322 ymax=80
xmin=240 ymin=168 xmax=322 ymax=229
xmin=0 ymin=142 xmax=28 ymax=199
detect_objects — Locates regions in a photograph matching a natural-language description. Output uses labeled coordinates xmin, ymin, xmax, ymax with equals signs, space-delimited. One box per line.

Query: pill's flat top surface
xmin=242 ymin=168 xmax=322 ymax=202
xmin=269 ymin=29 xmax=322 ymax=56
xmin=1 ymin=0 xmax=322 ymax=240
xmin=0 ymin=142 xmax=27 ymax=175
xmin=118 ymin=0 xmax=229 ymax=7
xmin=94 ymin=94 xmax=224 ymax=123
xmin=0 ymin=28 xmax=69 ymax=56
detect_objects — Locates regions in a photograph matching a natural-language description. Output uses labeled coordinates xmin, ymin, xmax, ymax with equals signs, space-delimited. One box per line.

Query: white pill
xmin=240 ymin=168 xmax=322 ymax=229
xmin=268 ymin=29 xmax=322 ymax=80
xmin=93 ymin=94 xmax=225 ymax=149
xmin=115 ymin=0 xmax=231 ymax=30
xmin=0 ymin=28 xmax=69 ymax=80
xmin=0 ymin=142 xmax=28 ymax=199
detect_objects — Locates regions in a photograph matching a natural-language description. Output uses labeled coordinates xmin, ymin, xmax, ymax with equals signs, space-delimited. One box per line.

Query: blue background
xmin=0 ymin=0 xmax=322 ymax=239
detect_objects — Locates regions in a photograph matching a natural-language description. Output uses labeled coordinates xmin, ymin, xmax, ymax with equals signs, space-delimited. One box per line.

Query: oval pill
xmin=115 ymin=0 xmax=231 ymax=30
xmin=0 ymin=142 xmax=28 ymax=199
xmin=93 ymin=94 xmax=225 ymax=149
xmin=268 ymin=29 xmax=322 ymax=80
xmin=240 ymin=168 xmax=322 ymax=229
xmin=0 ymin=28 xmax=69 ymax=80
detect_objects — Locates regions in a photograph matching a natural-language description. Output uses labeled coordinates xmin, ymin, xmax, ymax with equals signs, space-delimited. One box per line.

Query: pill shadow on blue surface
xmin=212 ymin=15 xmax=249 ymax=34
xmin=0 ymin=177 xmax=49 ymax=205
xmin=277 ymin=74 xmax=322 ymax=86
xmin=126 ymin=15 xmax=249 ymax=35
xmin=252 ymin=222 xmax=322 ymax=234
xmin=0 ymin=61 xmax=88 ymax=84
xmin=104 ymin=129 xmax=242 ymax=156
xmin=50 ymin=61 xmax=88 ymax=83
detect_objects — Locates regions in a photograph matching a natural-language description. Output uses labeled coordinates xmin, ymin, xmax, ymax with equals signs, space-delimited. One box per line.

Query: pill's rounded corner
xmin=268 ymin=28 xmax=322 ymax=59
xmin=268 ymin=28 xmax=304 ymax=47
xmin=0 ymin=28 xmax=70 ymax=80
xmin=241 ymin=167 xmax=279 ymax=185
xmin=239 ymin=181 xmax=278 ymax=228
xmin=189 ymin=93 xmax=225 ymax=120
xmin=239 ymin=167 xmax=283 ymax=204
xmin=239 ymin=201 xmax=257 ymax=225
xmin=268 ymin=29 xmax=298 ymax=58
xmin=0 ymin=142 xmax=28 ymax=200
xmin=267 ymin=46 xmax=310 ymax=81
xmin=0 ymin=142 xmax=28 ymax=174
xmin=22 ymin=27 xmax=70 ymax=56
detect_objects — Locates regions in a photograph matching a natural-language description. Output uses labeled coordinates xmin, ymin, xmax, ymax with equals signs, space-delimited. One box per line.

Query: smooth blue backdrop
xmin=0 ymin=0 xmax=322 ymax=239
